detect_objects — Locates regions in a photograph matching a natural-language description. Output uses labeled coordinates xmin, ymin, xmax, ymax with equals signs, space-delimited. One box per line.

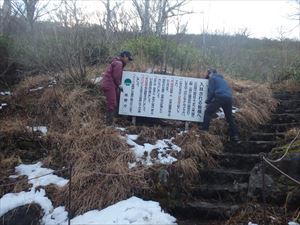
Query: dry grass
xmin=1 ymin=70 xmax=279 ymax=217
xmin=1 ymin=74 xmax=148 ymax=215
xmin=44 ymin=126 xmax=148 ymax=214
xmin=219 ymin=76 xmax=278 ymax=137
xmin=133 ymin=126 xmax=178 ymax=145
xmin=13 ymin=75 xmax=53 ymax=97
xmin=284 ymin=128 xmax=300 ymax=142
xmin=225 ymin=203 xmax=293 ymax=225
xmin=173 ymin=128 xmax=222 ymax=169
xmin=37 ymin=86 xmax=106 ymax=131
xmin=172 ymin=158 xmax=199 ymax=179
xmin=271 ymin=79 xmax=300 ymax=92
xmin=0 ymin=117 xmax=28 ymax=136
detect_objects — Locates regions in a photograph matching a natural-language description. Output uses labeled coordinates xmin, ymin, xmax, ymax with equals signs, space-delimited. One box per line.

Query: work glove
xmin=119 ymin=85 xmax=124 ymax=92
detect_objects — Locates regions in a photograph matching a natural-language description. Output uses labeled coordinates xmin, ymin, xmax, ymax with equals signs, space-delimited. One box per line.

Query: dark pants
xmin=202 ymin=96 xmax=238 ymax=137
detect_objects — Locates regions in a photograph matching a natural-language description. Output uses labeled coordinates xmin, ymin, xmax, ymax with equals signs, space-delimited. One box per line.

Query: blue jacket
xmin=206 ymin=73 xmax=232 ymax=103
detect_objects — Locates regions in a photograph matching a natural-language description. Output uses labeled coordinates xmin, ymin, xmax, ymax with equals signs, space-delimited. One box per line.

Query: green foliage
xmin=121 ymin=36 xmax=165 ymax=66
xmin=121 ymin=36 xmax=200 ymax=73
xmin=283 ymin=60 xmax=300 ymax=81
xmin=4 ymin=21 xmax=300 ymax=83
xmin=0 ymin=35 xmax=12 ymax=49
xmin=84 ymin=42 xmax=110 ymax=65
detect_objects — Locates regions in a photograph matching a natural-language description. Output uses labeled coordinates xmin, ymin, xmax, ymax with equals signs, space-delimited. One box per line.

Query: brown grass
xmin=35 ymin=86 xmax=106 ymax=131
xmin=271 ymin=79 xmax=300 ymax=92
xmin=221 ymin=76 xmax=278 ymax=137
xmin=172 ymin=158 xmax=199 ymax=179
xmin=225 ymin=203 xmax=291 ymax=225
xmin=13 ymin=75 xmax=52 ymax=97
xmin=173 ymin=128 xmax=222 ymax=169
xmin=44 ymin=126 xmax=148 ymax=214
xmin=284 ymin=128 xmax=300 ymax=142
xmin=0 ymin=117 xmax=28 ymax=136
xmin=133 ymin=126 xmax=178 ymax=145
xmin=1 ymin=70 xmax=279 ymax=216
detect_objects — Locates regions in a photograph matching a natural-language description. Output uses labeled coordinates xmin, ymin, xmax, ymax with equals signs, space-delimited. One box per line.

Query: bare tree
xmin=235 ymin=27 xmax=252 ymax=38
xmin=11 ymin=0 xmax=61 ymax=32
xmin=0 ymin=0 xmax=12 ymax=35
xmin=290 ymin=0 xmax=300 ymax=18
xmin=132 ymin=0 xmax=190 ymax=36
xmin=154 ymin=0 xmax=189 ymax=36
xmin=132 ymin=0 xmax=150 ymax=34
xmin=100 ymin=0 xmax=122 ymax=38
xmin=51 ymin=0 xmax=90 ymax=84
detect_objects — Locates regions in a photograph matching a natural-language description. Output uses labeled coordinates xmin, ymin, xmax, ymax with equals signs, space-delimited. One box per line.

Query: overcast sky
xmin=2 ymin=0 xmax=299 ymax=40
xmin=179 ymin=0 xmax=300 ymax=39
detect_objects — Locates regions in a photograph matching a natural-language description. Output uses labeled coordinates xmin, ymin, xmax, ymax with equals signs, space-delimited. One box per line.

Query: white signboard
xmin=119 ymin=71 xmax=208 ymax=122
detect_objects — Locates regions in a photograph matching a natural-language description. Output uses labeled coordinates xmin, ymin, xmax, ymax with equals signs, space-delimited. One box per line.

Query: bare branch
xmin=131 ymin=0 xmax=191 ymax=35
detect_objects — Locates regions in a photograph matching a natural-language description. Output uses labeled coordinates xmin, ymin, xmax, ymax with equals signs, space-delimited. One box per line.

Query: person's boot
xmin=105 ymin=111 xmax=114 ymax=126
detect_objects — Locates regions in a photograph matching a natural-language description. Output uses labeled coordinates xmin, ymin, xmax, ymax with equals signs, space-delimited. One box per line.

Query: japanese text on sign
xmin=119 ymin=71 xmax=208 ymax=122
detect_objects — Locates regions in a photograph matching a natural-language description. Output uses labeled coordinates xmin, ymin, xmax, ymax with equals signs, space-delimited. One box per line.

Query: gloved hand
xmin=119 ymin=85 xmax=124 ymax=92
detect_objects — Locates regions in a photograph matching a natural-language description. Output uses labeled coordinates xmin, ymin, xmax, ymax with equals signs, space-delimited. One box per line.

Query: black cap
xmin=207 ymin=68 xmax=217 ymax=74
xmin=120 ymin=51 xmax=133 ymax=61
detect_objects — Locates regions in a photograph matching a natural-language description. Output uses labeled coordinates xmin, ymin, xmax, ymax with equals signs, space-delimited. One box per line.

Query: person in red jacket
xmin=100 ymin=51 xmax=133 ymax=125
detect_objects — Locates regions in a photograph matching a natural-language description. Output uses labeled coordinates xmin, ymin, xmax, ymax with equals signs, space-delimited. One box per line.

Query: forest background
xmin=0 ymin=0 xmax=300 ymax=88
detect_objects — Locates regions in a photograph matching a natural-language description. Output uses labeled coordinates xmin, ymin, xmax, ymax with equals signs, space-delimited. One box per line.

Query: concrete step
xmin=250 ymin=132 xmax=285 ymax=141
xmin=271 ymin=113 xmax=300 ymax=123
xmin=177 ymin=218 xmax=222 ymax=225
xmin=172 ymin=200 xmax=240 ymax=219
xmin=275 ymin=107 xmax=300 ymax=114
xmin=224 ymin=141 xmax=277 ymax=154
xmin=191 ymin=183 xmax=248 ymax=203
xmin=273 ymin=91 xmax=300 ymax=100
xmin=277 ymin=100 xmax=300 ymax=110
xmin=262 ymin=122 xmax=300 ymax=132
xmin=214 ymin=153 xmax=260 ymax=171
xmin=199 ymin=168 xmax=250 ymax=185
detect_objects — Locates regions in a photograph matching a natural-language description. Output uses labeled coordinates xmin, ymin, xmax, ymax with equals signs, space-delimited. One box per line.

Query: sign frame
xmin=119 ymin=71 xmax=208 ymax=122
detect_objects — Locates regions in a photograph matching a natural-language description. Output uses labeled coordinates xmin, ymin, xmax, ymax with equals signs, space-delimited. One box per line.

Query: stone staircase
xmin=174 ymin=91 xmax=300 ymax=224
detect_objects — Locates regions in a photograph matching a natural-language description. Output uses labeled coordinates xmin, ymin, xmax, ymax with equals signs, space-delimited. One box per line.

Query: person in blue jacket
xmin=202 ymin=69 xmax=240 ymax=143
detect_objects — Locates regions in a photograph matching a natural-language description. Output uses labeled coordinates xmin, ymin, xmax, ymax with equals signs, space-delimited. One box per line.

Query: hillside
xmin=1 ymin=68 xmax=299 ymax=224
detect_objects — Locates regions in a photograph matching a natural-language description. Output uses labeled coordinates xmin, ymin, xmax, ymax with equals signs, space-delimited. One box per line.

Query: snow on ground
xmin=11 ymin=162 xmax=67 ymax=188
xmin=123 ymin=131 xmax=181 ymax=168
xmin=1 ymin=127 xmax=299 ymax=225
xmin=71 ymin=197 xmax=176 ymax=225
xmin=0 ymin=91 xmax=11 ymax=96
xmin=0 ymin=102 xmax=7 ymax=110
xmin=26 ymin=126 xmax=48 ymax=135
xmin=0 ymin=189 xmax=54 ymax=219
xmin=0 ymin=162 xmax=177 ymax=225
xmin=29 ymin=86 xmax=44 ymax=92
xmin=216 ymin=106 xmax=239 ymax=118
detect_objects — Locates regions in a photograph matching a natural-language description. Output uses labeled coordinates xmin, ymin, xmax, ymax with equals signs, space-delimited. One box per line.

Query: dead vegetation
xmin=226 ymin=203 xmax=295 ymax=225
xmin=0 ymin=71 xmax=279 ymax=217
xmin=174 ymin=128 xmax=222 ymax=168
xmin=271 ymin=79 xmax=300 ymax=92
xmin=220 ymin=77 xmax=278 ymax=137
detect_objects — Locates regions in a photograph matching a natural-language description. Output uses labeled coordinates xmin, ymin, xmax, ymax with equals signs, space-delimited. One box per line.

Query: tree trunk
xmin=0 ymin=0 xmax=12 ymax=35
xmin=24 ymin=0 xmax=38 ymax=32
xmin=132 ymin=0 xmax=150 ymax=35
xmin=155 ymin=0 xmax=167 ymax=36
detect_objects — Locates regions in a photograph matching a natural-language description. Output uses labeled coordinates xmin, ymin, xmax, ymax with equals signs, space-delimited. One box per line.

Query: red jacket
xmin=100 ymin=57 xmax=125 ymax=90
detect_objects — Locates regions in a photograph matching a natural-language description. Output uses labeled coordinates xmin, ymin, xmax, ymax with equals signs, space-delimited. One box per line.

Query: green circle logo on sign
xmin=124 ymin=78 xmax=132 ymax=86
